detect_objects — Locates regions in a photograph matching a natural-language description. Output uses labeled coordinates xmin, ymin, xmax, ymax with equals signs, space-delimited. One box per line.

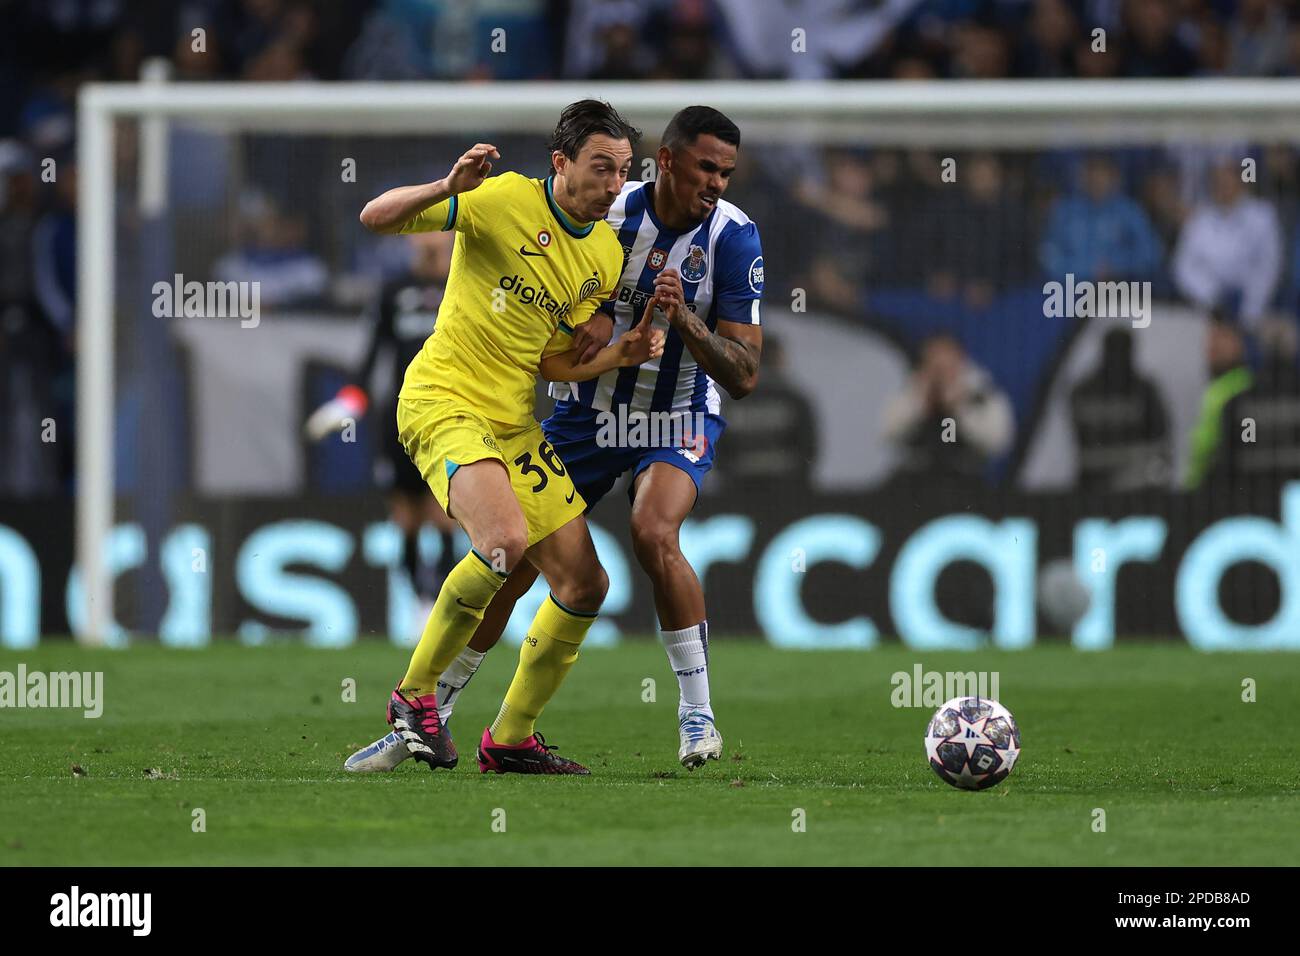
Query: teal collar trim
xmin=545 ymin=176 xmax=594 ymax=238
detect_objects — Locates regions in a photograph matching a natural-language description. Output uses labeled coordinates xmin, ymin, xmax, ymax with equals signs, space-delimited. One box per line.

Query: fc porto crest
xmin=680 ymin=244 xmax=708 ymax=282
xmin=647 ymin=248 xmax=668 ymax=271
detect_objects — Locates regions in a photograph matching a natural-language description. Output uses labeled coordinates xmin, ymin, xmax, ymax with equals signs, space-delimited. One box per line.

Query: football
xmin=924 ymin=696 xmax=1021 ymax=790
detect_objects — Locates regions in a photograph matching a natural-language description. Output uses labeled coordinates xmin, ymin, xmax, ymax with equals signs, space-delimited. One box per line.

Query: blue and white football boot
xmin=678 ymin=709 xmax=723 ymax=770
xmin=344 ymin=731 xmax=413 ymax=772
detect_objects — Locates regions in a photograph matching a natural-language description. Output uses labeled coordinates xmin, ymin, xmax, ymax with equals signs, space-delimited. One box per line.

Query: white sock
xmin=661 ymin=621 xmax=712 ymax=717
xmin=436 ymin=645 xmax=486 ymax=722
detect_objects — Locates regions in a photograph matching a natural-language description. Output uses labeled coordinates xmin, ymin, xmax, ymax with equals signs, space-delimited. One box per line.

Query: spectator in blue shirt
xmin=1039 ymin=153 xmax=1164 ymax=284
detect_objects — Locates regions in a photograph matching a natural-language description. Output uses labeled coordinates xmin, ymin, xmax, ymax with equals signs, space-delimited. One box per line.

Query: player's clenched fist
xmin=359 ymin=144 xmax=500 ymax=234
xmin=443 ymin=143 xmax=500 ymax=196
xmin=652 ymin=268 xmax=687 ymax=325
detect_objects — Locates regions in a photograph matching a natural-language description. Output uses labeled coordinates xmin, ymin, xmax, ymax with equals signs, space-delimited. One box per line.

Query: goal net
xmin=56 ymin=78 xmax=1300 ymax=650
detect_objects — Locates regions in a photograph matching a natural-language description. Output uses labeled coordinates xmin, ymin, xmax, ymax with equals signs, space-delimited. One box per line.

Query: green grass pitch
xmin=1 ymin=641 xmax=1297 ymax=866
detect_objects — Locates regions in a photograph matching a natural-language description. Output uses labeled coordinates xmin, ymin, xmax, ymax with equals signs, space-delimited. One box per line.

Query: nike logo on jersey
xmin=518 ymin=245 xmax=545 ymax=257
xmin=565 ymin=489 xmax=576 ymax=504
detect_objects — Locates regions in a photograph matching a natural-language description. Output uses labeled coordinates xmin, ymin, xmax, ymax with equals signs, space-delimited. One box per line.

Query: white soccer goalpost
xmin=74 ymin=78 xmax=1300 ymax=645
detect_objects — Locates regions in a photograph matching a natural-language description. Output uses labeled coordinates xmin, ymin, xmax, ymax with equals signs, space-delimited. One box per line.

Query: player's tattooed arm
xmin=679 ymin=318 xmax=761 ymax=400
xmin=653 ymin=269 xmax=762 ymax=399
xmin=359 ymin=143 xmax=499 ymax=234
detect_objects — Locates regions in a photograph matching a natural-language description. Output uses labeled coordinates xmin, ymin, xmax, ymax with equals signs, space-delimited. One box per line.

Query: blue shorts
xmin=541 ymin=400 xmax=726 ymax=510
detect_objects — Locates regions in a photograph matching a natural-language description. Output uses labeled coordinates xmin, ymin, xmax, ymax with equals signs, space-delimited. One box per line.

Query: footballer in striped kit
xmin=347 ymin=105 xmax=764 ymax=773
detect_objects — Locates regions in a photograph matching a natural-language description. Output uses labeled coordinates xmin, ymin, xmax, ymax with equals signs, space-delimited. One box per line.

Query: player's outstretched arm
xmin=541 ymin=298 xmax=665 ymax=383
xmin=359 ymin=143 xmax=500 ymax=234
xmin=654 ymin=268 xmax=762 ymax=399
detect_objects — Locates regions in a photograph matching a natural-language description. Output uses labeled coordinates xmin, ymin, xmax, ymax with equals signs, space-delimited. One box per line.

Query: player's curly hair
xmin=547 ymin=99 xmax=641 ymax=168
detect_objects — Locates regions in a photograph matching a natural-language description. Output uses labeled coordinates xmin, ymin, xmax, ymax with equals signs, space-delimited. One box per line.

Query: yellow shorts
xmin=397 ymin=396 xmax=587 ymax=547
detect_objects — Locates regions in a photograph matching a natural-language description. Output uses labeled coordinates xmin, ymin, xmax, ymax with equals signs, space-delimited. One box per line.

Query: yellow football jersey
xmin=395 ymin=172 xmax=622 ymax=428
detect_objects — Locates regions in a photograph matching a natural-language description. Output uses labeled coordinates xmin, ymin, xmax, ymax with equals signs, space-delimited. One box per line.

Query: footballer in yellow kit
xmin=395 ymin=169 xmax=622 ymax=546
xmin=356 ymin=100 xmax=663 ymax=776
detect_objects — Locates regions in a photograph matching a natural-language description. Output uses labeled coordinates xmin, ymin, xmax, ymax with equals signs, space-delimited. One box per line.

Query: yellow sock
xmin=490 ymin=595 xmax=597 ymax=744
xmin=400 ymin=549 xmax=507 ymax=697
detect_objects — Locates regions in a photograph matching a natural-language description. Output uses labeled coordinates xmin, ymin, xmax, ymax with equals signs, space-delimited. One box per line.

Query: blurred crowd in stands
xmin=7 ymin=0 xmax=1300 ymax=94
xmin=5 ymin=0 xmax=1300 ymax=498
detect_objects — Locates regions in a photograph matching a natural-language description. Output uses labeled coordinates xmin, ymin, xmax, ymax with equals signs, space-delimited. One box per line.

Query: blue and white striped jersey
xmin=549 ymin=179 xmax=764 ymax=415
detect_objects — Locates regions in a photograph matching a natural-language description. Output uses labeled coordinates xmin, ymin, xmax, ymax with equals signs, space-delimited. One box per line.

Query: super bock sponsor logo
xmin=748 ymin=256 xmax=764 ymax=294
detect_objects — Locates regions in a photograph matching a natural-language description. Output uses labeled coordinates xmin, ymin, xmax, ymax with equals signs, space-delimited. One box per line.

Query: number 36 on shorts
xmin=397 ymin=397 xmax=586 ymax=546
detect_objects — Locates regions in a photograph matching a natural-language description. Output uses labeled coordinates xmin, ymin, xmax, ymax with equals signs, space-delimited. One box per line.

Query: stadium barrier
xmin=8 ymin=480 xmax=1297 ymax=649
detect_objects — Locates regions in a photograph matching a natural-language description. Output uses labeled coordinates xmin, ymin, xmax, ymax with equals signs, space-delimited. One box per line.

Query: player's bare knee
xmin=630 ymin=517 xmax=680 ymax=568
xmin=592 ymin=563 xmax=610 ymax=604
xmin=477 ymin=527 xmax=528 ymax=572
xmin=579 ymin=564 xmax=610 ymax=609
xmin=554 ymin=561 xmax=608 ymax=612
